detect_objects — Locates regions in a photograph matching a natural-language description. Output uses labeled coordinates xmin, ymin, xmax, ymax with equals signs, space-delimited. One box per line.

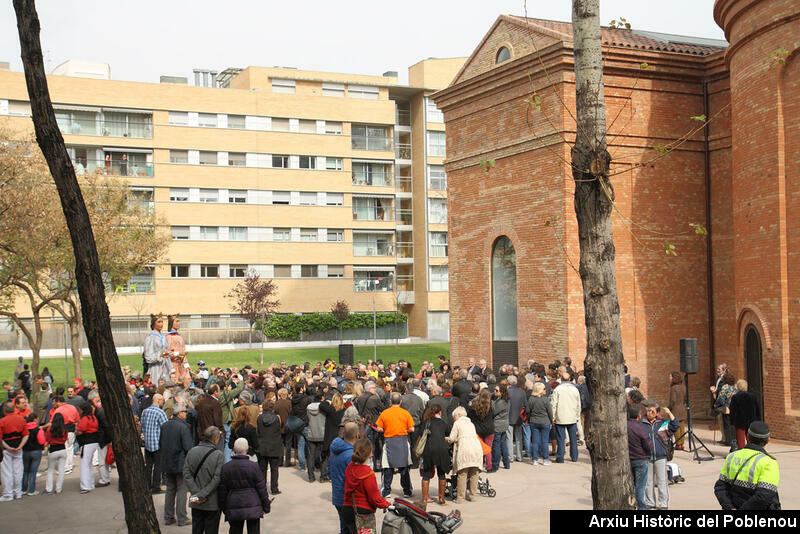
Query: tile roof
xmin=506 ymin=15 xmax=727 ymax=57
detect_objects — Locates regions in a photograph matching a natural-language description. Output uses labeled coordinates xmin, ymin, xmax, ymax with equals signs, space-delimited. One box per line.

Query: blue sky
xmin=0 ymin=0 xmax=726 ymax=85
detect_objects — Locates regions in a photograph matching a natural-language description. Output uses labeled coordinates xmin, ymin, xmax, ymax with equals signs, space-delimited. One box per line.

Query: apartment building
xmin=0 ymin=57 xmax=464 ymax=340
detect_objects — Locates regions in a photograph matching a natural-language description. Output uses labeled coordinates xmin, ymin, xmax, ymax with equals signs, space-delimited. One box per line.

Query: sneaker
xmin=80 ymin=490 xmax=91 ymax=494
xmin=96 ymin=482 xmax=110 ymax=488
xmin=543 ymin=460 xmax=552 ymax=466
xmin=0 ymin=496 xmax=13 ymax=502
xmin=403 ymin=490 xmax=413 ymax=497
xmin=26 ymin=491 xmax=40 ymax=496
xmin=381 ymin=489 xmax=391 ymax=498
xmin=41 ymin=490 xmax=53 ymax=495
xmin=177 ymin=520 xmax=192 ymax=527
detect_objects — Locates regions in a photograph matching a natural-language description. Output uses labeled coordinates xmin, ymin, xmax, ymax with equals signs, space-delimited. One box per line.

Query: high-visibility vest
xmin=719 ymin=447 xmax=780 ymax=492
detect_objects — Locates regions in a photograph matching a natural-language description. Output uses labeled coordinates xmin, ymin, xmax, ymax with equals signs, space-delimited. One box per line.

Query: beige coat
xmin=448 ymin=416 xmax=484 ymax=473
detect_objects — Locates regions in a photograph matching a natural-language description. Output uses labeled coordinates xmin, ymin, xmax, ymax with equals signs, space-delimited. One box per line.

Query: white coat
xmin=448 ymin=416 xmax=484 ymax=473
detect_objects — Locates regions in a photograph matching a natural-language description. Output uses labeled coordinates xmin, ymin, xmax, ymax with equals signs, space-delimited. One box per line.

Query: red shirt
xmin=77 ymin=415 xmax=99 ymax=434
xmin=45 ymin=428 xmax=68 ymax=446
xmin=52 ymin=404 xmax=80 ymax=426
xmin=0 ymin=413 xmax=29 ymax=448
xmin=14 ymin=407 xmax=31 ymax=418
xmin=343 ymin=463 xmax=390 ymax=512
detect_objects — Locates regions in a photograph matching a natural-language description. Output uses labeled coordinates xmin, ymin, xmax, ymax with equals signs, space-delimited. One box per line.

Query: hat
xmin=165 ymin=380 xmax=177 ymax=388
xmin=197 ymin=360 xmax=206 ymax=366
xmin=748 ymin=421 xmax=770 ymax=440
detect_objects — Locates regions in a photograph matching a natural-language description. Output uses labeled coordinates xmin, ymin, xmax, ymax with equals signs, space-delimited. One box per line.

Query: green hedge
xmin=263 ymin=312 xmax=408 ymax=340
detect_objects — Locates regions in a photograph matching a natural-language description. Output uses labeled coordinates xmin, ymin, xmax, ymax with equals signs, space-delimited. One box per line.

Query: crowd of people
xmin=0 ymin=313 xmax=781 ymax=533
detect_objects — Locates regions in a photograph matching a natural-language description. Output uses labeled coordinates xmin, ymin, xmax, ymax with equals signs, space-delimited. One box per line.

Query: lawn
xmin=1 ymin=342 xmax=450 ymax=391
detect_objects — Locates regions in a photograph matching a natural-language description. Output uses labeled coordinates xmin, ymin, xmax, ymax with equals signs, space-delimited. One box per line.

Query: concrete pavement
xmin=1 ymin=426 xmax=797 ymax=533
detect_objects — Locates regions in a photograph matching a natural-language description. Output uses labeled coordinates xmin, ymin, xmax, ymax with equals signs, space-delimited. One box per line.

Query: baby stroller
xmin=382 ymin=498 xmax=462 ymax=534
xmin=666 ymin=461 xmax=685 ymax=485
xmin=444 ymin=475 xmax=496 ymax=500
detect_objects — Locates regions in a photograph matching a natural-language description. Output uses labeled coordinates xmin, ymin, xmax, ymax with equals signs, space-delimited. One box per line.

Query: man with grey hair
xmin=161 ymin=403 xmax=193 ymax=526
xmin=141 ymin=393 xmax=168 ymax=494
xmin=375 ymin=392 xmax=415 ymax=498
xmin=184 ymin=426 xmax=224 ymax=533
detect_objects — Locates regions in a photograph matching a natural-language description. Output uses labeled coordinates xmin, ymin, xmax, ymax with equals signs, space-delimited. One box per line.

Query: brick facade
xmin=434 ymin=3 xmax=800 ymax=440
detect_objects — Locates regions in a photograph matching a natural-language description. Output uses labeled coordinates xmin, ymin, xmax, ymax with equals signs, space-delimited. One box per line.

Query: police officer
xmin=714 ymin=421 xmax=780 ymax=510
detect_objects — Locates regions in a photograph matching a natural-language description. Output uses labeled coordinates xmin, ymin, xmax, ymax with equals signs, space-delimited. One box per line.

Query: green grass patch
xmin=1 ymin=342 xmax=450 ymax=391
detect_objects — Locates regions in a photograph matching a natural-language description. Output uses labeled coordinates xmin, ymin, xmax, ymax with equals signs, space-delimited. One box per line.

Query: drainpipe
xmin=703 ymin=80 xmax=716 ymax=382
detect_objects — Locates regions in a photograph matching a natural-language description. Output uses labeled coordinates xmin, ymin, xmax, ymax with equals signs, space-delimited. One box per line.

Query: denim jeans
xmin=505 ymin=426 xmax=514 ymax=463
xmin=521 ymin=423 xmax=531 ymax=457
xmin=511 ymin=424 xmax=524 ymax=461
xmin=22 ymin=449 xmax=42 ymax=493
xmin=223 ymin=423 xmax=232 ymax=463
xmin=296 ymin=430 xmax=308 ymax=470
xmin=530 ymin=423 xmax=551 ymax=463
xmin=491 ymin=431 xmax=510 ymax=469
xmin=630 ymin=459 xmax=649 ymax=510
xmin=555 ymin=423 xmax=578 ymax=462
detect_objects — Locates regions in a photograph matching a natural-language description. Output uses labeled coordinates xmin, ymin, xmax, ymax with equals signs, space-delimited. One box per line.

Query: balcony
xmin=353 ymin=273 xmax=394 ymax=292
xmin=353 ymin=199 xmax=394 ymax=221
xmin=71 ymin=156 xmax=154 ymax=177
xmin=396 ymin=242 xmax=413 ymax=259
xmin=353 ymin=243 xmax=395 ymax=257
xmin=396 ymin=208 xmax=412 ymax=226
xmin=396 ymin=174 xmax=412 ymax=194
xmin=396 ymin=109 xmax=411 ymax=127
xmin=57 ymin=116 xmax=153 ymax=139
xmin=395 ymin=143 xmax=412 ymax=160
xmin=352 ymin=168 xmax=393 ymax=187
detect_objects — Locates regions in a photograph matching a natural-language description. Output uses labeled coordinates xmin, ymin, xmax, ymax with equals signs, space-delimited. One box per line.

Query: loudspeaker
xmin=338 ymin=344 xmax=354 ymax=366
xmin=680 ymin=338 xmax=699 ymax=374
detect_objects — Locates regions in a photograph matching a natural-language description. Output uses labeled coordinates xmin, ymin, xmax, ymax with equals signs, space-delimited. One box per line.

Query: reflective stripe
xmin=723 ymin=451 xmax=736 ymax=476
xmin=748 ymin=454 xmax=766 ymax=483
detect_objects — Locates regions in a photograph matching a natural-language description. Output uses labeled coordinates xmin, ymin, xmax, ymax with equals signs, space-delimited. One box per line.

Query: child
xmin=343 ymin=438 xmax=391 ymax=534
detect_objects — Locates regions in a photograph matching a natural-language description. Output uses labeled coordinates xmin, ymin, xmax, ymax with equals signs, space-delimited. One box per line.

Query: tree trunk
xmin=570 ymin=0 xmax=634 ymax=510
xmin=13 ymin=1 xmax=161 ymax=532
xmin=248 ymin=323 xmax=253 ymax=350
xmin=69 ymin=317 xmax=82 ymax=379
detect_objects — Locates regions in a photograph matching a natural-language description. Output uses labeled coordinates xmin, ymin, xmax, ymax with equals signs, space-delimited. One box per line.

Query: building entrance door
xmin=744 ymin=325 xmax=764 ymax=418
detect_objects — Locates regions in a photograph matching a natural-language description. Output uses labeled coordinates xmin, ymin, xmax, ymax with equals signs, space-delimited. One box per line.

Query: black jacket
xmin=255 ymin=412 xmax=283 ymax=458
xmin=467 ymin=405 xmax=495 ymax=437
xmin=355 ymin=392 xmax=383 ymax=424
xmin=508 ymin=386 xmax=527 ymax=425
xmin=319 ymin=401 xmax=344 ymax=450
xmin=218 ymin=455 xmax=270 ymax=521
xmin=452 ymin=380 xmax=472 ymax=407
xmin=729 ymin=391 xmax=760 ymax=429
xmin=291 ymin=393 xmax=311 ymax=423
xmin=228 ymin=423 xmax=258 ymax=455
xmin=160 ymin=418 xmax=193 ymax=474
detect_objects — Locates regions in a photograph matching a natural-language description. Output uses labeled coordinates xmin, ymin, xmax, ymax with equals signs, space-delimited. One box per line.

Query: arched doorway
xmin=744 ymin=325 xmax=764 ymax=417
xmin=491 ymin=236 xmax=518 ymax=371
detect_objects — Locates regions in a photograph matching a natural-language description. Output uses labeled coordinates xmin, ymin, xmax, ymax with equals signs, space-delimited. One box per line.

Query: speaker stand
xmin=674 ymin=373 xmax=714 ymax=463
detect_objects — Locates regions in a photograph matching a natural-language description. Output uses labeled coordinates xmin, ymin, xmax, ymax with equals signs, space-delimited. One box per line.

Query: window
xmin=322 ymin=83 xmax=345 ymax=97
xmin=496 ymin=47 xmax=511 ymax=64
xmin=171 ymin=264 xmax=189 ymax=278
xmin=171 ymin=226 xmax=189 ymax=240
xmin=129 ymin=187 xmax=154 ymax=212
xmin=200 ymin=264 xmax=219 ymax=278
xmin=327 ymin=265 xmax=344 ymax=278
xmin=200 ymin=316 xmax=220 ymax=329
xmin=274 ymin=265 xmax=291 ymax=277
xmin=428 ymin=165 xmax=447 ymax=191
xmin=325 ymin=158 xmax=343 ymax=171
xmin=353 ymin=197 xmax=391 ymax=221
xmin=429 ymin=232 xmax=448 ymax=257
xmin=228 ymin=152 xmax=246 ymax=166
xmin=298 ymin=120 xmax=316 ymax=134
xmin=326 ymin=193 xmax=344 ymax=206
xmin=198 ymin=113 xmax=217 ymax=128
xmin=169 ymin=150 xmax=188 ymax=164
xmin=325 ymin=121 xmax=342 ymax=135
xmin=301 ymin=265 xmax=318 ymax=278
xmin=299 ymin=156 xmax=316 ymax=169
xmin=272 ymin=191 xmax=290 ymax=205
xmin=229 ymin=227 xmax=248 ymax=241
xmin=168 ymin=111 xmax=189 ymax=126
xmin=426 ymin=97 xmax=444 ymax=123
xmin=299 ymin=192 xmax=317 ymax=206
xmin=354 ymin=233 xmax=393 ymax=256
xmin=227 ymin=114 xmax=245 ymax=129
xmin=300 ymin=228 xmax=317 ymax=242
xmin=7 ymin=100 xmax=31 ymax=116
xmin=492 ymin=236 xmax=517 ymax=340
xmin=427 ymin=131 xmax=446 ymax=157
xmin=353 ymin=270 xmax=394 ymax=292
xmin=428 ymin=198 xmax=448 ymax=224
xmin=352 ymin=162 xmax=391 ymax=186
xmin=271 ymin=118 xmax=290 ymax=132
xmin=199 ymin=189 xmax=219 ymax=203
xmin=199 ymin=151 xmax=217 ymax=165
xmin=272 ymin=154 xmax=289 ymax=168
xmin=229 ymin=265 xmax=247 ymax=278
xmin=348 ymin=85 xmax=379 ymax=100
xmin=199 ymin=226 xmax=218 ymax=240
xmin=228 ymin=189 xmax=247 ymax=203
xmin=429 ymin=266 xmax=449 ymax=291
xmin=327 ymin=229 xmax=344 ymax=242
xmin=118 ymin=268 xmax=155 ymax=294
xmin=170 ymin=187 xmax=189 ymax=202
xmin=271 ymin=79 xmax=296 ymax=94
xmin=273 ymin=228 xmax=290 ymax=242
xmin=352 ymin=125 xmax=391 ymax=151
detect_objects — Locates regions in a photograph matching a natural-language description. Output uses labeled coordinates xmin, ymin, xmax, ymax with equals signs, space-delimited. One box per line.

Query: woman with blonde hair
xmin=319 ymin=391 xmax=345 ymax=481
xmin=527 ymin=382 xmax=554 ymax=465
xmin=446 ymin=406 xmax=484 ymax=503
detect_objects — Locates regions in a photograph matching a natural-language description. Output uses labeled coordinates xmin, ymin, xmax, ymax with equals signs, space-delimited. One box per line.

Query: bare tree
xmin=331 ymin=300 xmax=350 ymax=342
xmin=13 ymin=0 xmax=161 ymax=530
xmin=226 ymin=269 xmax=280 ymax=349
xmin=571 ymin=0 xmax=634 ymax=509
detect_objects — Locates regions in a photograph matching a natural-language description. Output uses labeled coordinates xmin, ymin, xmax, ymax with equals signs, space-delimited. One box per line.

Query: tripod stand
xmin=674 ymin=373 xmax=714 ymax=463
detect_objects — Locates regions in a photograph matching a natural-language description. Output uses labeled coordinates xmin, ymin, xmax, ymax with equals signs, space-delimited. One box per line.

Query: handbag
xmin=414 ymin=423 xmax=430 ymax=457
xmin=286 ymin=415 xmax=306 ymax=434
xmin=105 ymin=445 xmax=115 ymax=465
xmin=478 ymin=436 xmax=491 ymax=456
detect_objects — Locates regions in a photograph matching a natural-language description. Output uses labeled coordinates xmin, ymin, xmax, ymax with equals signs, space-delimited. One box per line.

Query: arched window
xmin=492 ymin=236 xmax=517 ymax=341
xmin=496 ymin=47 xmax=511 ymax=64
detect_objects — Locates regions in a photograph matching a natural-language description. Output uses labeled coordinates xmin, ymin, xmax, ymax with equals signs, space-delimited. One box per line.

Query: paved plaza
xmin=2 ymin=426 xmax=798 ymax=533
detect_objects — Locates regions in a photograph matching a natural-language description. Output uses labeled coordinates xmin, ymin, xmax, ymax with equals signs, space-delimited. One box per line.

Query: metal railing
xmin=396 ymin=208 xmax=412 ymax=225
xmin=352 ymin=171 xmax=393 ymax=187
xmin=396 ymin=242 xmax=413 ymax=259
xmin=353 ymin=242 xmax=394 ymax=256
xmin=57 ymin=118 xmax=153 ymax=139
xmin=353 ymin=277 xmax=394 ymax=292
xmin=395 ymin=143 xmax=412 ymax=159
xmin=396 ymin=274 xmax=414 ymax=291
xmin=71 ymin=157 xmax=154 ymax=177
xmin=353 ymin=206 xmax=394 ymax=221
xmin=352 ymin=136 xmax=392 ymax=151
xmin=396 ymin=110 xmax=411 ymax=127
xmin=395 ymin=175 xmax=412 ymax=193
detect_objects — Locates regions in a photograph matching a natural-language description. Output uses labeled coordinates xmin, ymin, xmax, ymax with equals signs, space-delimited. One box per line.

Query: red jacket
xmin=343 ymin=463 xmax=390 ymax=513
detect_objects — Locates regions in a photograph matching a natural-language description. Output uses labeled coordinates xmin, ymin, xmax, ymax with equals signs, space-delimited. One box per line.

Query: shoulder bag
xmin=415 ymin=422 xmax=430 ymax=457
